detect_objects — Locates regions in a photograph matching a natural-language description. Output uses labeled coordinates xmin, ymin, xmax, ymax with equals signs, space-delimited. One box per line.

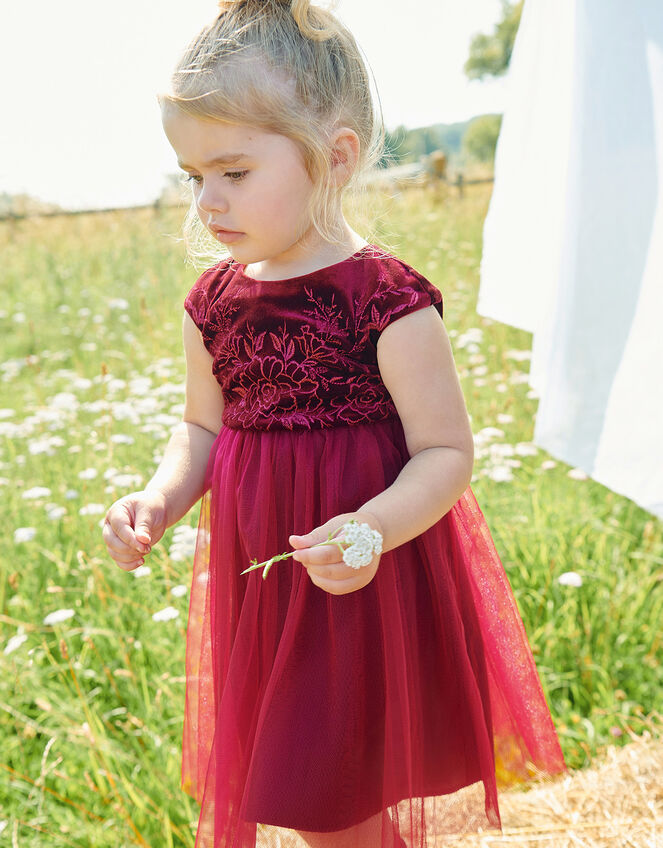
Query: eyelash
xmin=184 ymin=170 xmax=249 ymax=185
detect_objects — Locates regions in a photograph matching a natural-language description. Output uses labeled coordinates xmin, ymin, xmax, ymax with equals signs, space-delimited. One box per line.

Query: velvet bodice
xmin=183 ymin=247 xmax=444 ymax=431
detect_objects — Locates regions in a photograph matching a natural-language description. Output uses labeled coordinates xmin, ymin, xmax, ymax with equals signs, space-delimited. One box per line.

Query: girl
xmin=103 ymin=1 xmax=566 ymax=846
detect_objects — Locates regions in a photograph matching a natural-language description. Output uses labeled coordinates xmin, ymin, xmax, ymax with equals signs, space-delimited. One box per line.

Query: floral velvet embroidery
xmin=184 ymin=250 xmax=444 ymax=431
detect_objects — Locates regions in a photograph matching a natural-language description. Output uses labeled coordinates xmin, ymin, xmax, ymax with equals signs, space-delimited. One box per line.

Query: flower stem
xmin=241 ymin=529 xmax=346 ymax=579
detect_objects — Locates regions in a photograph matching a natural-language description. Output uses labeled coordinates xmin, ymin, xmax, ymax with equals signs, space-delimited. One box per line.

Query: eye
xmin=184 ymin=174 xmax=202 ymax=185
xmin=225 ymin=170 xmax=249 ymax=182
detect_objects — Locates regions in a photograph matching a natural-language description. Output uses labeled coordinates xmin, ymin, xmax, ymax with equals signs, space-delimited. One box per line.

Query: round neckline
xmin=235 ymin=244 xmax=380 ymax=283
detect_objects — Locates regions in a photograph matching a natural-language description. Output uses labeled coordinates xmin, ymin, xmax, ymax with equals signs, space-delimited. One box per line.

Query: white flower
xmin=152 ymin=606 xmax=179 ymax=622
xmin=0 ymin=409 xmax=15 ymax=419
xmin=505 ymin=349 xmax=532 ymax=361
xmin=14 ymin=527 xmax=37 ymax=543
xmin=43 ymin=608 xmax=75 ymax=626
xmin=110 ymin=434 xmax=134 ymax=445
xmin=541 ymin=460 xmax=557 ymax=470
xmin=558 ymin=571 xmax=583 ymax=588
xmin=65 ymin=489 xmax=79 ymax=500
xmin=78 ymin=468 xmax=98 ymax=480
xmin=132 ymin=565 xmax=152 ymax=578
xmin=4 ymin=633 xmax=28 ymax=655
xmin=107 ymin=473 xmax=143 ymax=489
xmin=474 ymin=427 xmax=505 ymax=444
xmin=485 ymin=466 xmax=514 ymax=482
xmin=79 ymin=503 xmax=105 ymax=516
xmin=108 ymin=297 xmax=130 ymax=310
xmin=22 ymin=486 xmax=52 ymax=499
xmin=496 ymin=414 xmax=514 ymax=424
xmin=341 ymin=521 xmax=383 ymax=569
xmin=515 ymin=442 xmax=539 ymax=456
xmin=169 ymin=525 xmax=198 ymax=561
xmin=46 ymin=505 xmax=66 ymax=520
xmin=568 ymin=467 xmax=589 ymax=481
xmin=171 ymin=584 xmax=188 ymax=598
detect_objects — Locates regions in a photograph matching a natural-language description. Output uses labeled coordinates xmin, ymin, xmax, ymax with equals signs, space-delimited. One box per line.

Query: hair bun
xmin=217 ymin=0 xmax=334 ymax=42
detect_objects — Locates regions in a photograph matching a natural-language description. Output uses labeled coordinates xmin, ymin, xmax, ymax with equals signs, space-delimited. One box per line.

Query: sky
xmin=1 ymin=0 xmax=508 ymax=210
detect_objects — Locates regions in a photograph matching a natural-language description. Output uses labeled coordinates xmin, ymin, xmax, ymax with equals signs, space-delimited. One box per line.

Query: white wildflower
xmin=0 ymin=409 xmax=15 ymax=419
xmin=79 ymin=504 xmax=105 ymax=515
xmin=505 ymin=349 xmax=532 ymax=361
xmin=46 ymin=505 xmax=66 ymax=520
xmin=568 ymin=467 xmax=589 ymax=481
xmin=132 ymin=565 xmax=152 ymax=578
xmin=13 ymin=312 xmax=27 ymax=323
xmin=78 ymin=468 xmax=98 ymax=480
xmin=14 ymin=527 xmax=37 ymax=543
xmin=515 ymin=442 xmax=539 ymax=456
xmin=22 ymin=486 xmax=52 ymax=500
xmin=496 ymin=413 xmax=514 ymax=424
xmin=474 ymin=427 xmax=505 ymax=444
xmin=171 ymin=584 xmax=188 ymax=598
xmin=108 ymin=297 xmax=130 ymax=310
xmin=28 ymin=436 xmax=66 ymax=456
xmin=558 ymin=571 xmax=583 ymax=588
xmin=541 ymin=460 xmax=557 ymax=470
xmin=152 ymin=606 xmax=180 ymax=622
xmin=341 ymin=521 xmax=383 ymax=569
xmin=169 ymin=525 xmax=198 ymax=561
xmin=110 ymin=434 xmax=134 ymax=445
xmin=485 ymin=466 xmax=515 ymax=482
xmin=43 ymin=608 xmax=75 ymax=626
xmin=4 ymin=633 xmax=28 ymax=655
xmin=65 ymin=489 xmax=79 ymax=500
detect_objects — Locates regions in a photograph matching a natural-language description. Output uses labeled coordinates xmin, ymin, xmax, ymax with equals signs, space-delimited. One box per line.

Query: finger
xmin=292 ymin=543 xmax=345 ymax=568
xmin=105 ymin=508 xmax=150 ymax=554
xmin=289 ymin=516 xmax=349 ymax=549
xmin=307 ymin=572 xmax=364 ymax=595
xmin=133 ymin=505 xmax=153 ymax=546
xmin=104 ymin=530 xmax=145 ymax=565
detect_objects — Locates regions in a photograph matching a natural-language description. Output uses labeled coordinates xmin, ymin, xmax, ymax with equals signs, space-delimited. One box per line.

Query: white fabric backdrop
xmin=478 ymin=0 xmax=663 ymax=518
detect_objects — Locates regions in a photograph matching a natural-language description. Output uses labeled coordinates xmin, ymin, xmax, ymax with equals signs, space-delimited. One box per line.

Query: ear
xmin=329 ymin=127 xmax=360 ymax=187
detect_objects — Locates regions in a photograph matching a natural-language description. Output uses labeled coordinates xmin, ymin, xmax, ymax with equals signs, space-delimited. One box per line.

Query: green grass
xmin=1 ymin=188 xmax=661 ymax=846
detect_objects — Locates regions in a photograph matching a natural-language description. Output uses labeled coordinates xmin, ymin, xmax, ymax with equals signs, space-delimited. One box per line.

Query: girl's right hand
xmin=102 ymin=490 xmax=169 ymax=571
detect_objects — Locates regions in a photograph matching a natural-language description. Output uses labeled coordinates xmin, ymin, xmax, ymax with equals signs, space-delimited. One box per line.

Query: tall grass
xmin=1 ymin=186 xmax=661 ymax=846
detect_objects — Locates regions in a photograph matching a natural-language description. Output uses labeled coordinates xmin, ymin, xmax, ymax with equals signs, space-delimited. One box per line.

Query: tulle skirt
xmin=182 ymin=419 xmax=565 ymax=847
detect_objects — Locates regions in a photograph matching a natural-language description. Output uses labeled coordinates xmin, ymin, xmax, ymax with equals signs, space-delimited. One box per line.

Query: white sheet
xmin=477 ymin=0 xmax=663 ymax=518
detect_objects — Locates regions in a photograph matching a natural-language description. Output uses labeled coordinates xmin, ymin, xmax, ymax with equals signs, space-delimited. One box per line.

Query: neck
xmin=244 ymin=220 xmax=368 ymax=282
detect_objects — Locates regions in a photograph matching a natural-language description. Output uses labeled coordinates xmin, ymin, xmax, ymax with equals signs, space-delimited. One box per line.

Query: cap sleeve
xmin=362 ymin=256 xmax=444 ymax=337
xmin=183 ymin=261 xmax=233 ymax=349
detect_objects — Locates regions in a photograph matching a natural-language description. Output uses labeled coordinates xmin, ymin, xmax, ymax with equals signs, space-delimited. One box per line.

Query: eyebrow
xmin=177 ymin=154 xmax=247 ymax=170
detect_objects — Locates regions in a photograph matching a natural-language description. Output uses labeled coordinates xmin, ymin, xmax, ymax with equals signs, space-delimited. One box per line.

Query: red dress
xmin=181 ymin=247 xmax=565 ymax=847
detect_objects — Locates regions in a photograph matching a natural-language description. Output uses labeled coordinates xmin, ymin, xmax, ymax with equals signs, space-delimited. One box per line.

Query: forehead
xmin=161 ymin=103 xmax=301 ymax=167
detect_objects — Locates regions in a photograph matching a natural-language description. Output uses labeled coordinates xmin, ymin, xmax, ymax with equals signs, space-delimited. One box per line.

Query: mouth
xmin=209 ymin=225 xmax=244 ymax=244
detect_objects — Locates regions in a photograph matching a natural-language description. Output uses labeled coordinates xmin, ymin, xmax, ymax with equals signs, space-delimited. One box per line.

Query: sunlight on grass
xmin=1 ymin=188 xmax=661 ymax=845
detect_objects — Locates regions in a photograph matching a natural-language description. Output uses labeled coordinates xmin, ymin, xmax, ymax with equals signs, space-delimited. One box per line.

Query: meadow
xmin=1 ymin=184 xmax=661 ymax=846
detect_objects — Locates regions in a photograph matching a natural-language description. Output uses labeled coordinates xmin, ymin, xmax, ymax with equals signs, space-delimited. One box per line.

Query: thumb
xmin=133 ymin=506 xmax=153 ymax=547
xmin=289 ymin=518 xmax=344 ymax=550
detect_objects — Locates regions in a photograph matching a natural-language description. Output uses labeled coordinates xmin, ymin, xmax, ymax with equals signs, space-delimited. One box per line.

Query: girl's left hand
xmin=289 ymin=511 xmax=383 ymax=595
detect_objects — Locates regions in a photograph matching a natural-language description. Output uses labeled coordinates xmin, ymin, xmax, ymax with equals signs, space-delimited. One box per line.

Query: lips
xmin=209 ymin=224 xmax=244 ymax=243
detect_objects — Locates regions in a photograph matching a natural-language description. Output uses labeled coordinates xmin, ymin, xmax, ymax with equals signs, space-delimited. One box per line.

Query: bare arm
xmin=103 ymin=312 xmax=224 ymax=569
xmin=290 ymin=305 xmax=474 ymax=593
xmin=359 ymin=305 xmax=474 ymax=552
xmin=145 ymin=313 xmax=225 ymax=526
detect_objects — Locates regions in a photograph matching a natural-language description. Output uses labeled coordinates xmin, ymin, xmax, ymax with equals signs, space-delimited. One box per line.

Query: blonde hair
xmin=161 ymin=0 xmax=383 ymax=261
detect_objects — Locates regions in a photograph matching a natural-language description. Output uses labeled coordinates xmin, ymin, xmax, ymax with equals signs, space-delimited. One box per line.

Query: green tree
xmin=464 ymin=0 xmax=523 ymax=80
xmin=462 ymin=114 xmax=503 ymax=162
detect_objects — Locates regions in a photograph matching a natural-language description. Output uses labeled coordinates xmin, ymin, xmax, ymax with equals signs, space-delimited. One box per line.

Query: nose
xmin=196 ymin=177 xmax=229 ymax=216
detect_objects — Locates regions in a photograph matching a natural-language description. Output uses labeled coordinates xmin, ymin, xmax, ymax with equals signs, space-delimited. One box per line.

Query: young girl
xmin=103 ymin=1 xmax=566 ymax=846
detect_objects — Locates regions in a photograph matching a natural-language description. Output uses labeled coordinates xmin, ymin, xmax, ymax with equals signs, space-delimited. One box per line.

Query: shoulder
xmin=183 ymin=258 xmax=237 ymax=328
xmin=355 ymin=248 xmax=444 ymax=332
